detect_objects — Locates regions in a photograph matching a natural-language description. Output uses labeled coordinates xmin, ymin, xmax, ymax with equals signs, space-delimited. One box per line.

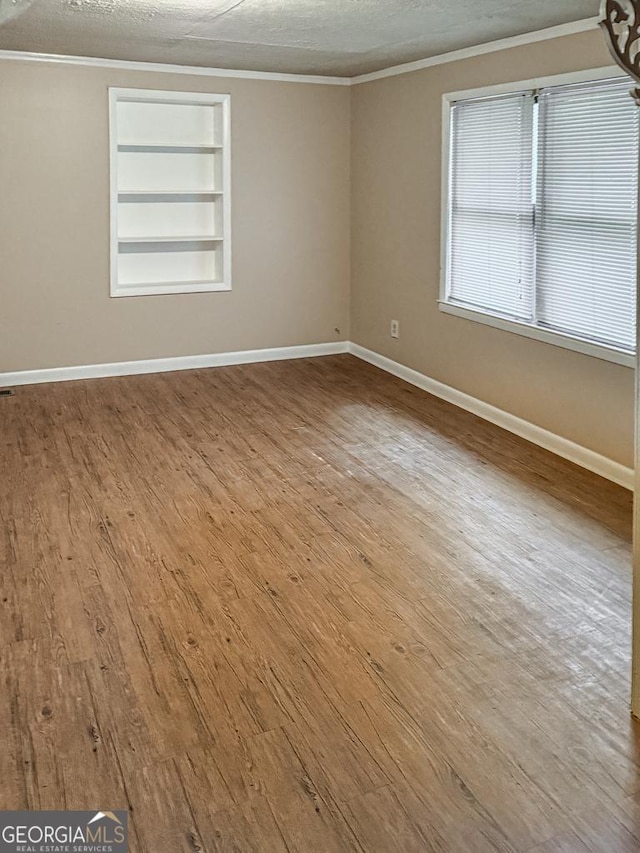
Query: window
xmin=441 ymin=72 xmax=639 ymax=366
xmin=109 ymin=88 xmax=231 ymax=297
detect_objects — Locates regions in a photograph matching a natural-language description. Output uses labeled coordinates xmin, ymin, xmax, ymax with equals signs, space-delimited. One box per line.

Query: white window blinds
xmin=449 ymin=93 xmax=535 ymax=320
xmin=536 ymin=80 xmax=638 ymax=351
xmin=446 ymin=77 xmax=639 ymax=355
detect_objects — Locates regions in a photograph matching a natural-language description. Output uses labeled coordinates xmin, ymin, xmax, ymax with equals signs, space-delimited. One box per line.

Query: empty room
xmin=1 ymin=0 xmax=640 ymax=850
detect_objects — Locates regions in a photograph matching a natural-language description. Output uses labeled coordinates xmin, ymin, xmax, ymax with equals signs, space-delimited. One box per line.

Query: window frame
xmin=439 ymin=66 xmax=636 ymax=369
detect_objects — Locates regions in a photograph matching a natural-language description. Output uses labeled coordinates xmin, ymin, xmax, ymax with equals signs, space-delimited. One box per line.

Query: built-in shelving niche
xmin=109 ymin=88 xmax=231 ymax=297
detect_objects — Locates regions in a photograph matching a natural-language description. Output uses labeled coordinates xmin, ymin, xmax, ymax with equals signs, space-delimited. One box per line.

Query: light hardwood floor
xmin=0 ymin=354 xmax=637 ymax=852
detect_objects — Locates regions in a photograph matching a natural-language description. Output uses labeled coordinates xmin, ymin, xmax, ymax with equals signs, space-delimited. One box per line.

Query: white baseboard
xmin=2 ymin=339 xmax=632 ymax=490
xmin=348 ymin=343 xmax=634 ymax=491
xmin=0 ymin=341 xmax=349 ymax=388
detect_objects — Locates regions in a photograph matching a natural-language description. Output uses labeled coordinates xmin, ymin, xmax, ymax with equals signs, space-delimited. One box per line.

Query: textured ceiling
xmin=0 ymin=0 xmax=601 ymax=77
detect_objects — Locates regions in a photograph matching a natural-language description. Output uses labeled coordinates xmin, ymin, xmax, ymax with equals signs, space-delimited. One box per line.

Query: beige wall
xmin=0 ymin=61 xmax=350 ymax=371
xmin=351 ymin=30 xmax=635 ymax=469
xmin=1 ymin=34 xmax=635 ymax=468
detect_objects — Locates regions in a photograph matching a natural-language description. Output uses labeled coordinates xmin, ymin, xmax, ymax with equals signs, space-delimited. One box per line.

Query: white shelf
xmin=110 ymin=88 xmax=231 ymax=298
xmin=117 ymin=190 xmax=223 ymax=197
xmin=118 ymin=142 xmax=222 ymax=151
xmin=114 ymin=279 xmax=231 ymax=297
xmin=118 ymin=235 xmax=223 ymax=244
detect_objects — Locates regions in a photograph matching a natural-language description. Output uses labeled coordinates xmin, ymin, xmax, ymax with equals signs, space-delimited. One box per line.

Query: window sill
xmin=438 ymin=301 xmax=635 ymax=369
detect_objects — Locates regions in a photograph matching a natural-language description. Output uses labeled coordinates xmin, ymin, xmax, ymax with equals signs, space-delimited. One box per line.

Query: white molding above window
xmin=440 ymin=65 xmax=637 ymax=368
xmin=441 ymin=65 xmax=623 ymax=107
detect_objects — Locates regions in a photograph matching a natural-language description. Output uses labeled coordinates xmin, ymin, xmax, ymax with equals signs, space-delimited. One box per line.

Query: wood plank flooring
xmin=0 ymin=354 xmax=637 ymax=852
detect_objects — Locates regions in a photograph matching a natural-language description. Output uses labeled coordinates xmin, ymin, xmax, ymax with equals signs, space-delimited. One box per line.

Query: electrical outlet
xmin=390 ymin=320 xmax=400 ymax=338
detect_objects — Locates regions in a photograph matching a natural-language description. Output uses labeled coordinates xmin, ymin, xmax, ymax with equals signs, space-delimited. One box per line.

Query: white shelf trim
xmin=117 ymin=143 xmax=223 ymax=151
xmin=113 ymin=279 xmax=231 ymax=297
xmin=110 ymin=87 xmax=232 ymax=297
xmin=117 ymin=190 xmax=223 ymax=197
xmin=118 ymin=236 xmax=223 ymax=244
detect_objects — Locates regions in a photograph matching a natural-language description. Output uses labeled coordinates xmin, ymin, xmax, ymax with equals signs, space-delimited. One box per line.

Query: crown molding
xmin=0 ymin=48 xmax=352 ymax=86
xmin=0 ymin=16 xmax=601 ymax=87
xmin=351 ymin=16 xmax=601 ymax=85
